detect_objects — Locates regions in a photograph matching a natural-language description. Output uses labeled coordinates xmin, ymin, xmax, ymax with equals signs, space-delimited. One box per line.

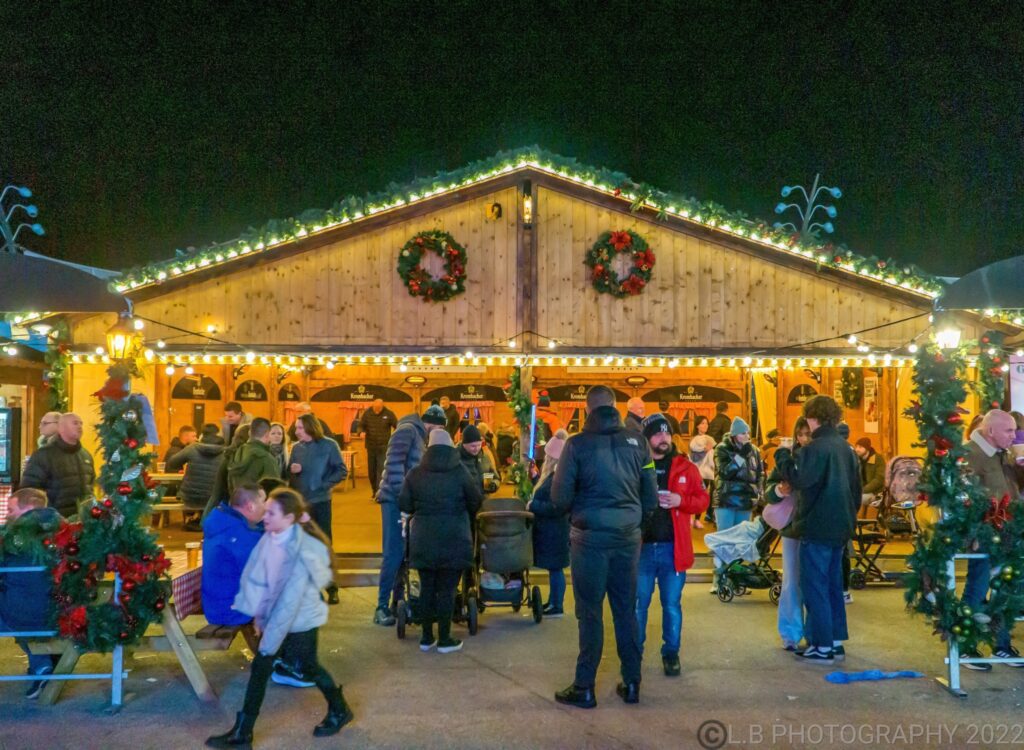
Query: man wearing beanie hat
xmin=636 ymin=414 xmax=709 ymax=676
xmin=853 ymin=437 xmax=886 ymax=519
xmin=457 ymin=424 xmax=493 ymax=493
xmin=372 ymin=404 xmax=448 ymax=626
xmin=711 ymin=414 xmax=764 ymax=591
xmin=551 ymin=385 xmax=658 ymax=709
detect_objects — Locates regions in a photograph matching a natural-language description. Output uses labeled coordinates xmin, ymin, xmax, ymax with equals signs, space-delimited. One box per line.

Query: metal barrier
xmin=0 ymin=565 xmax=126 ymax=707
xmin=938 ymin=553 xmax=1024 ymax=697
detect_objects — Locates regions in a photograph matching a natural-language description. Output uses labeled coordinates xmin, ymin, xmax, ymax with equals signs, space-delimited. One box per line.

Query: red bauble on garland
xmin=397 ymin=230 xmax=468 ymax=302
xmin=585 ymin=229 xmax=656 ymax=299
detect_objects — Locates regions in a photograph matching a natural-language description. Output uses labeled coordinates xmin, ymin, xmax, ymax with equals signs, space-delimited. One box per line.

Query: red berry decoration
xmin=141 ymin=554 xmax=152 ymax=563
xmin=66 ymin=543 xmax=79 ymax=556
xmin=934 ymin=448 xmax=949 ymax=458
xmin=119 ymin=631 xmax=129 ymax=640
xmin=154 ymin=598 xmax=166 ymax=612
xmin=124 ymin=438 xmax=139 ymax=449
xmin=120 ymin=593 xmax=131 ymax=604
xmin=982 ymin=336 xmax=990 ymax=344
xmin=122 ymin=580 xmax=136 ymax=592
xmin=68 ymin=560 xmax=82 ymax=573
xmin=103 ymin=498 xmax=114 ymax=508
xmin=90 ymin=505 xmax=104 ymax=519
xmin=117 ymin=483 xmax=132 ymax=495
xmin=946 ymin=413 xmax=963 ymax=425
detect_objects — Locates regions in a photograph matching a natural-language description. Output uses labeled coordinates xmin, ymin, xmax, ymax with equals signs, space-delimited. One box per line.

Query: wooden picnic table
xmin=39 ymin=549 xmax=247 ymax=706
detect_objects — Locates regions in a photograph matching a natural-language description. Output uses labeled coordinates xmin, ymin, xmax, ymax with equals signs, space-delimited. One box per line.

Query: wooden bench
xmin=151 ymin=502 xmax=186 ymax=529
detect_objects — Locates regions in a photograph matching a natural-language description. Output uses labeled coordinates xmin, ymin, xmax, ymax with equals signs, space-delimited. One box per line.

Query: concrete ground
xmin=2 ymin=584 xmax=1022 ymax=750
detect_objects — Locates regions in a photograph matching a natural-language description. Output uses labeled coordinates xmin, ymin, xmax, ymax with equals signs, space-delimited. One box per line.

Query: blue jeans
xmin=547 ymin=568 xmax=566 ymax=609
xmin=712 ymin=508 xmax=751 ymax=572
xmin=635 ymin=542 xmax=686 ymax=657
xmin=377 ymin=502 xmax=405 ymax=609
xmin=0 ymin=611 xmax=53 ymax=675
xmin=778 ymin=536 xmax=804 ymax=646
xmin=799 ymin=540 xmax=848 ymax=649
xmin=964 ymin=557 xmax=1011 ymax=650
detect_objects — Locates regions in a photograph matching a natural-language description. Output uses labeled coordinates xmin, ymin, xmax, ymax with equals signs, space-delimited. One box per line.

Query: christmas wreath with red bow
xmin=585 ymin=229 xmax=656 ymax=298
xmin=397 ymin=229 xmax=468 ymax=302
xmin=50 ymin=364 xmax=172 ymax=652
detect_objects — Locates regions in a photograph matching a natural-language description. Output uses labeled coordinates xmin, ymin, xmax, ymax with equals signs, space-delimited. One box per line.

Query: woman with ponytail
xmin=206 ymin=488 xmax=351 ymax=748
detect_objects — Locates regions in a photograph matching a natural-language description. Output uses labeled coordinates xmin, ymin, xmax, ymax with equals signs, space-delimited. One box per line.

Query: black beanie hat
xmin=642 ymin=413 xmax=672 ymax=440
xmin=461 ymin=424 xmax=482 ymax=443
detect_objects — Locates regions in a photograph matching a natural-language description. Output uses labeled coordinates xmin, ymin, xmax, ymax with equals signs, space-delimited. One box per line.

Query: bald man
xmin=287 ymin=401 xmax=334 ymax=442
xmin=962 ymin=409 xmax=1024 ymax=669
xmin=37 ymin=411 xmax=61 ymax=447
xmin=625 ymin=397 xmax=645 ymax=434
xmin=20 ymin=413 xmax=96 ymax=518
xmin=359 ymin=398 xmax=397 ymax=495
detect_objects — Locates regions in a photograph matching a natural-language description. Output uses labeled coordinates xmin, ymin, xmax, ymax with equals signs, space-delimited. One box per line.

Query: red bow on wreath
xmin=984 ymin=493 xmax=1012 ymax=530
xmin=93 ymin=377 xmax=128 ymax=402
xmin=609 ymin=231 xmax=633 ymax=251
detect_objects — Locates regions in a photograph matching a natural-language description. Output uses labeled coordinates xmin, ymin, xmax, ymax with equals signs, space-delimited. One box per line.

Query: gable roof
xmin=114 ymin=146 xmax=945 ymax=300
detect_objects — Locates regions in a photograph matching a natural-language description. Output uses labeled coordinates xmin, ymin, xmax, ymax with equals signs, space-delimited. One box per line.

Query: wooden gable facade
xmin=69 ymin=167 xmax=979 ymax=353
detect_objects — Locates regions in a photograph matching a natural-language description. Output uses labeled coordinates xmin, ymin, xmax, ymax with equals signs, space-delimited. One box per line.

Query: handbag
xmin=763 ymin=491 xmax=795 ymax=531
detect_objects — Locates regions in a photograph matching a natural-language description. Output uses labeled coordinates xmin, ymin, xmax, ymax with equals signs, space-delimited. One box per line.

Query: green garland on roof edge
xmin=114 ymin=147 xmax=945 ymax=297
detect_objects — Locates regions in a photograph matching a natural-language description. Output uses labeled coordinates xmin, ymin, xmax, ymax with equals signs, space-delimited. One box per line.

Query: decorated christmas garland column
xmin=51 ymin=364 xmax=171 ymax=651
xmin=904 ymin=342 xmax=1024 ymax=655
xmin=505 ymin=366 xmax=535 ymax=503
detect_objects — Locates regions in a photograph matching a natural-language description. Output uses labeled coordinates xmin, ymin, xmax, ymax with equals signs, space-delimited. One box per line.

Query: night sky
xmin=2 ymin=1 xmax=1021 ymax=276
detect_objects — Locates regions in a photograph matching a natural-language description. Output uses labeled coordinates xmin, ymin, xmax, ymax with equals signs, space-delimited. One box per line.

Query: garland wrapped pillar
xmin=904 ymin=342 xmax=1024 ymax=654
xmin=505 ymin=366 xmax=535 ymax=503
xmin=51 ymin=364 xmax=171 ymax=651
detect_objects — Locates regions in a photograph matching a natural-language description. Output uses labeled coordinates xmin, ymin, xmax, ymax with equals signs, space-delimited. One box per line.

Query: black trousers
xmin=242 ymin=629 xmax=339 ymax=717
xmin=417 ymin=567 xmax=462 ymax=638
xmin=308 ymin=500 xmax=333 ymax=542
xmin=571 ymin=540 xmax=642 ymax=688
xmin=366 ymin=445 xmax=388 ymax=495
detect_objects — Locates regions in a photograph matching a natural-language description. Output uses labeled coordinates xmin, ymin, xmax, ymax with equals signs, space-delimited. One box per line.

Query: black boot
xmin=206 ymin=712 xmax=256 ymax=748
xmin=555 ymin=683 xmax=596 ymax=709
xmin=616 ymin=681 xmax=640 ymax=704
xmin=313 ymin=685 xmax=353 ymax=737
xmin=326 ymin=585 xmax=340 ymax=605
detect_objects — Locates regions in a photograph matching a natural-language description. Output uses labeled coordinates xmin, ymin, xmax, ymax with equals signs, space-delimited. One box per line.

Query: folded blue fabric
xmin=825 ymin=670 xmax=924 ymax=684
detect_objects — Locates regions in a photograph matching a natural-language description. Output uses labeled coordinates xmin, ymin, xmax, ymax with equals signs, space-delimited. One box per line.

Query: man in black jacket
xmin=359 ymin=398 xmax=397 ymax=495
xmin=707 ymin=401 xmax=732 ymax=444
xmin=440 ymin=396 xmax=460 ymax=439
xmin=552 ymin=385 xmax=658 ymax=708
xmin=775 ymin=395 xmax=860 ymax=665
xmin=20 ymin=413 xmax=95 ymax=518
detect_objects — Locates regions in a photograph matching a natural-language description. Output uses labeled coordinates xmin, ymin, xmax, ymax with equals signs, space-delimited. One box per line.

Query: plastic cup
xmin=185 ymin=542 xmax=200 ymax=569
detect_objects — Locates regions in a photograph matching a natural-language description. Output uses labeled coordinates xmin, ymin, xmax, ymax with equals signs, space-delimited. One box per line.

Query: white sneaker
xmin=843 ymin=591 xmax=853 ymax=604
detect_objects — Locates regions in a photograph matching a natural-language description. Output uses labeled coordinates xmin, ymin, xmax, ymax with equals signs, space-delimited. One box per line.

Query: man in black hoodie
xmin=20 ymin=413 xmax=95 ymax=518
xmin=552 ymin=385 xmax=658 ymax=708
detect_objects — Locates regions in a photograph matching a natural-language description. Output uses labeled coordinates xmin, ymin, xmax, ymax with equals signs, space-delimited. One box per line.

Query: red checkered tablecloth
xmin=0 ymin=484 xmax=11 ymax=525
xmin=165 ymin=550 xmax=204 ymax=620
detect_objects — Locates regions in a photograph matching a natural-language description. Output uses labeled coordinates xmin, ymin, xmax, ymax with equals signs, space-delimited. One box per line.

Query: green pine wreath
xmin=397 ymin=229 xmax=468 ymax=302
xmin=585 ymin=229 xmax=656 ymax=298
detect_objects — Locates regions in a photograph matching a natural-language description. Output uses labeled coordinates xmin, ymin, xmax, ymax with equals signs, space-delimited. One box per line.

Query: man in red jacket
xmin=636 ymin=413 xmax=710 ymax=676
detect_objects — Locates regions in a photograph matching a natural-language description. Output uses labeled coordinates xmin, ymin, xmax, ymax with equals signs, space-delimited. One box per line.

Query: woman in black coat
xmin=398 ymin=430 xmax=482 ymax=654
xmin=528 ymin=431 xmax=570 ymax=617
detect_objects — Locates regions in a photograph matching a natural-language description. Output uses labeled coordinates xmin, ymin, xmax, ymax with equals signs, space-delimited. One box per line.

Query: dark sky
xmin=2 ymin=1 xmax=1022 ymax=276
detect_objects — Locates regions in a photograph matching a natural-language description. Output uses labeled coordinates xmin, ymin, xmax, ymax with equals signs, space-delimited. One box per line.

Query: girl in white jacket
xmin=206 ymin=488 xmax=352 ymax=748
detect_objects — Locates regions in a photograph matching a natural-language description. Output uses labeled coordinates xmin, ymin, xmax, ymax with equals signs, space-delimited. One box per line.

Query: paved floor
xmin=2 ymin=584 xmax=1021 ymax=749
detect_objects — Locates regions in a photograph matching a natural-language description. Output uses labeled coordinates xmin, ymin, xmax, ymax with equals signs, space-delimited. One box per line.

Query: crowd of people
xmin=9 ymin=382 xmax=1024 ymax=744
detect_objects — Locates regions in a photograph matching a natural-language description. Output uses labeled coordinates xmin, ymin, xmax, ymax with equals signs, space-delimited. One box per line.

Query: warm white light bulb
xmin=184 ymin=366 xmax=194 ymax=375
xmin=133 ymin=319 xmax=145 ymax=330
xmin=165 ymin=365 xmax=175 ymax=375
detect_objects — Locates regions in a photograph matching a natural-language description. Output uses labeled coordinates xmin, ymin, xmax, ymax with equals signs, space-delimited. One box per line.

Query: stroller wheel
xmin=735 ymin=585 xmax=749 ymax=596
xmin=850 ymin=569 xmax=867 ymax=590
xmin=717 ymin=583 xmax=734 ymax=603
xmin=396 ymin=599 xmax=407 ymax=640
xmin=531 ymin=585 xmax=543 ymax=624
xmin=467 ymin=596 xmax=479 ymax=636
xmin=769 ymin=583 xmax=782 ymax=605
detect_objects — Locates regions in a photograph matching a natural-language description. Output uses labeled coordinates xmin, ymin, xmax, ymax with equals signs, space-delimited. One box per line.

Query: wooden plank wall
xmin=534 ymin=186 xmax=974 ymax=350
xmin=70 ymin=189 xmax=521 ymax=349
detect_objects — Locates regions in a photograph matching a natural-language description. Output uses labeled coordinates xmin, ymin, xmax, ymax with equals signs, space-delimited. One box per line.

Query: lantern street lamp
xmin=773 ymin=173 xmax=841 ymax=240
xmin=105 ymin=313 xmax=143 ymax=361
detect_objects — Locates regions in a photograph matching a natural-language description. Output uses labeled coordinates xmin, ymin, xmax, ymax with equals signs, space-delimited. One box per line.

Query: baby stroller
xmin=874 ymin=456 xmax=924 ymax=538
xmin=705 ymin=517 xmax=782 ymax=604
xmin=456 ymin=497 xmax=543 ymax=633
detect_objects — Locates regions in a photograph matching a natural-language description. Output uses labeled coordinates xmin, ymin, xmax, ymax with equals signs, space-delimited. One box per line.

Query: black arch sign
xmin=171 ymin=376 xmax=222 ymax=401
xmin=312 ymin=384 xmax=414 ymax=403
